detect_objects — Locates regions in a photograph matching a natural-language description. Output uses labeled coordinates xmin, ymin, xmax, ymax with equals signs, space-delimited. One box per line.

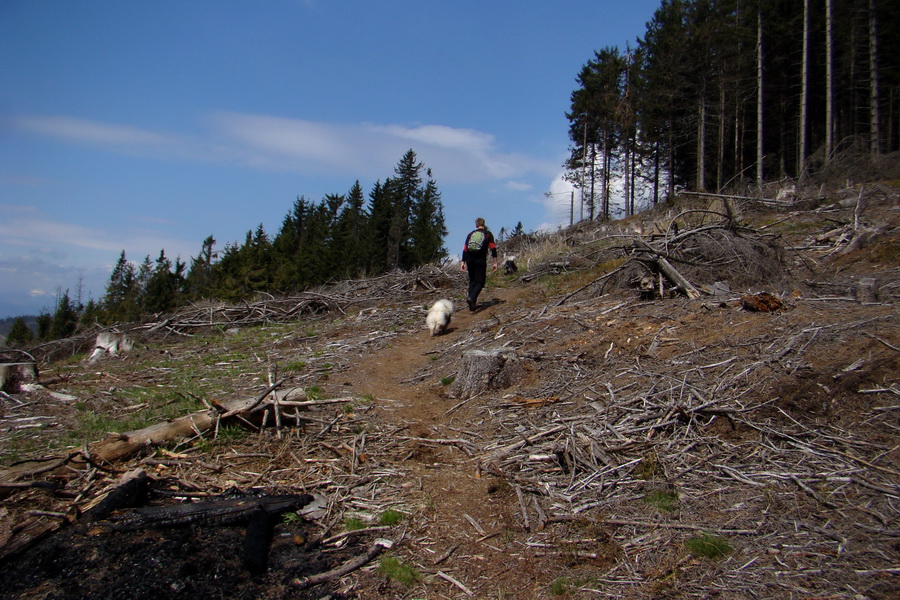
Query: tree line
xmin=3 ymin=150 xmax=447 ymax=346
xmin=566 ymin=0 xmax=899 ymax=220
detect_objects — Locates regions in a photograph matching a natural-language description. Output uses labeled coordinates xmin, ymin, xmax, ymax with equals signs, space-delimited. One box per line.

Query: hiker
xmin=460 ymin=217 xmax=498 ymax=311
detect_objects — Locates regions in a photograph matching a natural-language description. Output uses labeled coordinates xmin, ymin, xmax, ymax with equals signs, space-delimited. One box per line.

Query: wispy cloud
xmin=14 ymin=115 xmax=181 ymax=149
xmin=11 ymin=112 xmax=560 ymax=186
xmin=505 ymin=181 xmax=533 ymax=192
xmin=0 ymin=205 xmax=195 ymax=261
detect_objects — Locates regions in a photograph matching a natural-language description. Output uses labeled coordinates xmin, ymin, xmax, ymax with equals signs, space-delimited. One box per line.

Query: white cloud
xmin=505 ymin=180 xmax=532 ymax=191
xmin=372 ymin=123 xmax=495 ymax=152
xmin=12 ymin=112 xmax=560 ymax=185
xmin=13 ymin=115 xmax=180 ymax=149
xmin=0 ymin=206 xmax=196 ymax=265
xmin=30 ymin=289 xmax=49 ymax=297
xmin=537 ymin=173 xmax=578 ymax=226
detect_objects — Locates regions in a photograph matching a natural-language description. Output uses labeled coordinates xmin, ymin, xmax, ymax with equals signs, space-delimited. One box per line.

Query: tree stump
xmin=0 ymin=362 xmax=38 ymax=393
xmin=449 ymin=348 xmax=524 ymax=399
xmin=855 ymin=277 xmax=878 ymax=303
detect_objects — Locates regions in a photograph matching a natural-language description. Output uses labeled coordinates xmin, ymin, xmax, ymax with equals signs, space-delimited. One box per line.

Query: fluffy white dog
xmin=426 ymin=299 xmax=454 ymax=336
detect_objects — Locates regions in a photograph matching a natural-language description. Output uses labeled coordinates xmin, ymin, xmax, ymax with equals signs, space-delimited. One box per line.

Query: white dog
xmin=88 ymin=331 xmax=134 ymax=364
xmin=426 ymin=299 xmax=454 ymax=336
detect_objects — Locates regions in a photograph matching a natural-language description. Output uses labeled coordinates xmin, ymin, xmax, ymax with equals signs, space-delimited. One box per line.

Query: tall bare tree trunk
xmin=630 ymin=129 xmax=637 ymax=214
xmin=582 ymin=122 xmax=590 ymax=220
xmin=826 ymin=0 xmax=834 ymax=162
xmin=600 ymin=139 xmax=608 ymax=219
xmin=756 ymin=3 xmax=764 ymax=186
xmin=667 ymin=126 xmax=675 ymax=202
xmin=799 ymin=0 xmax=809 ymax=177
xmin=697 ymin=94 xmax=707 ymax=191
xmin=717 ymin=81 xmax=726 ymax=191
xmin=735 ymin=84 xmax=743 ymax=179
xmin=653 ymin=139 xmax=660 ymax=205
xmin=624 ymin=137 xmax=632 ymax=216
xmin=869 ymin=0 xmax=881 ymax=154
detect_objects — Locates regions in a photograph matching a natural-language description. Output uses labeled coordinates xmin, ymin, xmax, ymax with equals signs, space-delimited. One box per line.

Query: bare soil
xmin=1 ymin=183 xmax=899 ymax=599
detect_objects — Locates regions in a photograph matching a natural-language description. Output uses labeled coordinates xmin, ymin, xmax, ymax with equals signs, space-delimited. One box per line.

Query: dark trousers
xmin=466 ymin=260 xmax=487 ymax=305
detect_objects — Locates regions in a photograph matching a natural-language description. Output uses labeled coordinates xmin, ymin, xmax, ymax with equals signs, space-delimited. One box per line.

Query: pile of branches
xmin=545 ymin=207 xmax=788 ymax=305
xmin=443 ymin=291 xmax=899 ymax=598
xmin=24 ymin=265 xmax=463 ymax=364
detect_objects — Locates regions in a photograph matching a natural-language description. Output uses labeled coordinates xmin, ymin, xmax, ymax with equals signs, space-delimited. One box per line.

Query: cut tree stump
xmin=0 ymin=362 xmax=38 ymax=393
xmin=449 ymin=348 xmax=524 ymax=400
xmin=855 ymin=277 xmax=879 ymax=303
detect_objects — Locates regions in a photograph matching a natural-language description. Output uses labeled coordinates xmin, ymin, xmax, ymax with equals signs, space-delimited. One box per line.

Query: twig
xmin=290 ymin=539 xmax=393 ymax=590
xmin=437 ymin=570 xmax=474 ymax=596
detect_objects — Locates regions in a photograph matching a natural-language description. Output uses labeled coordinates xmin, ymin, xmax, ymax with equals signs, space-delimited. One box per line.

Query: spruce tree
xmin=49 ymin=290 xmax=79 ymax=340
xmin=366 ymin=180 xmax=394 ymax=274
xmin=5 ymin=317 xmax=34 ymax=346
xmin=185 ymin=236 xmax=216 ymax=299
xmin=332 ymin=181 xmax=371 ymax=279
xmin=408 ymin=174 xmax=447 ymax=265
xmin=103 ymin=251 xmax=140 ymax=323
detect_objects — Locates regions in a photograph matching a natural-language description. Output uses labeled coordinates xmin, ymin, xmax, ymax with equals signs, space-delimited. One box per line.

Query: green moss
xmin=644 ymin=489 xmax=678 ymax=512
xmin=379 ymin=509 xmax=403 ymax=526
xmin=377 ymin=556 xmax=420 ymax=586
xmin=685 ymin=533 xmax=733 ymax=559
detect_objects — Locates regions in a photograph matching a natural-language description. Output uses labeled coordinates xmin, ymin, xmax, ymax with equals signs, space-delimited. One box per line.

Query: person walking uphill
xmin=460 ymin=217 xmax=498 ymax=311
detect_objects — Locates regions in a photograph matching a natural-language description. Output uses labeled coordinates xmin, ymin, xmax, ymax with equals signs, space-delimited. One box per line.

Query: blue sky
xmin=0 ymin=0 xmax=661 ymax=319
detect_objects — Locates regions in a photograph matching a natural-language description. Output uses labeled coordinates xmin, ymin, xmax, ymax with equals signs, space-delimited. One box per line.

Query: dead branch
xmin=290 ymin=538 xmax=393 ymax=590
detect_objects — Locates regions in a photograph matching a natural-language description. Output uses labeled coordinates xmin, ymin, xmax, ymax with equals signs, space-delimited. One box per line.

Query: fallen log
xmin=102 ymin=493 xmax=314 ymax=531
xmin=0 ymin=386 xmax=357 ymax=482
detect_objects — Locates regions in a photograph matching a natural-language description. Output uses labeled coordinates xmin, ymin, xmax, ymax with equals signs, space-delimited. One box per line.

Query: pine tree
xmin=185 ymin=236 xmax=217 ymax=299
xmin=143 ymin=250 xmax=181 ymax=315
xmin=49 ymin=290 xmax=79 ymax=340
xmin=408 ymin=173 xmax=447 ymax=265
xmin=366 ymin=180 xmax=394 ymax=274
xmin=103 ymin=251 xmax=140 ymax=323
xmin=568 ymin=46 xmax=627 ymax=220
xmin=272 ymin=196 xmax=311 ymax=293
xmin=79 ymin=299 xmax=102 ymax=328
xmin=5 ymin=317 xmax=34 ymax=346
xmin=35 ymin=312 xmax=51 ymax=341
xmin=332 ymin=181 xmax=371 ymax=279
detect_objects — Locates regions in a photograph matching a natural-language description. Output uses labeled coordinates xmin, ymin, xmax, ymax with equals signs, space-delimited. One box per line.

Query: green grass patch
xmin=439 ymin=375 xmax=455 ymax=386
xmin=549 ymin=576 xmax=570 ymax=595
xmin=284 ymin=360 xmax=307 ymax=372
xmin=216 ymin=423 xmax=246 ymax=442
xmin=685 ymin=533 xmax=733 ymax=559
xmin=281 ymin=511 xmax=302 ymax=525
xmin=644 ymin=489 xmax=678 ymax=512
xmin=344 ymin=516 xmax=367 ymax=531
xmin=379 ymin=509 xmax=403 ymax=526
xmin=377 ymin=556 xmax=420 ymax=586
xmin=548 ymin=575 xmax=595 ymax=596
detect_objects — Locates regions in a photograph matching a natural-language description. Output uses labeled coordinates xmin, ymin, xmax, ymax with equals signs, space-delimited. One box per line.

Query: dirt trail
xmin=340 ymin=286 xmax=526 ymax=579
